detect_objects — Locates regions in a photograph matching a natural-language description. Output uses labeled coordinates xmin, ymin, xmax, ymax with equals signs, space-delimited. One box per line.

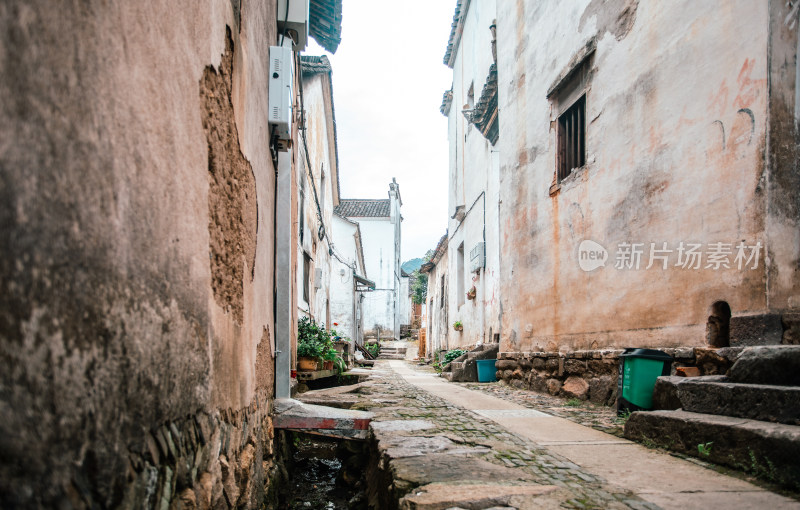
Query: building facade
xmin=330 ymin=212 xmax=372 ymax=347
xmin=334 ymin=180 xmax=403 ymax=340
xmin=430 ymin=0 xmax=799 ymax=400
xmin=495 ymin=0 xmax=799 ymax=353
xmin=422 ymin=233 xmax=451 ymax=356
xmin=435 ymin=0 xmax=799 ymax=359
xmin=0 ymin=1 xmax=343 ymax=507
xmin=440 ymin=0 xmax=503 ymax=350
xmin=296 ymin=55 xmax=341 ymax=329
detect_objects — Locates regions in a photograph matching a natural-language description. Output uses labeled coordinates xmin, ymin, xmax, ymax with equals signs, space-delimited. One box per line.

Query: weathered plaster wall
xmin=425 ymin=254 xmax=450 ymax=354
xmin=445 ymin=0 xmax=502 ymax=349
xmin=296 ymin=71 xmax=336 ymax=326
xmin=330 ymin=214 xmax=365 ymax=344
xmin=495 ymin=0 xmax=793 ymax=353
xmin=399 ymin=276 xmax=410 ymax=327
xmin=356 ymin=216 xmax=398 ymax=335
xmin=766 ymin=0 xmax=800 ymax=312
xmin=0 ymin=1 xmax=279 ymax=507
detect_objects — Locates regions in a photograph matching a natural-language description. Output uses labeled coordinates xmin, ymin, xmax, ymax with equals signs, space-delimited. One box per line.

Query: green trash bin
xmin=476 ymin=359 xmax=497 ymax=382
xmin=616 ymin=348 xmax=672 ymax=414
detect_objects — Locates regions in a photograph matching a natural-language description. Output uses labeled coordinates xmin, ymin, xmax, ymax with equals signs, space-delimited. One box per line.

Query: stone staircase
xmin=624 ymin=345 xmax=800 ymax=489
xmin=441 ymin=344 xmax=499 ymax=382
xmin=378 ymin=343 xmax=407 ymax=360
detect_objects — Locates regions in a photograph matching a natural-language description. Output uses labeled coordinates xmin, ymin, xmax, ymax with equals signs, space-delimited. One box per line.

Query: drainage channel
xmin=279 ymin=432 xmax=369 ymax=509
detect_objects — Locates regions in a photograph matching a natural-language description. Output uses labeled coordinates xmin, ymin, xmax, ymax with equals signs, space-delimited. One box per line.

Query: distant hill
xmin=401 ymin=258 xmax=425 ymax=273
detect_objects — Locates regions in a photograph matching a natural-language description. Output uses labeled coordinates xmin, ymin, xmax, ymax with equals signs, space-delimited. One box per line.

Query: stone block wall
xmin=123 ymin=395 xmax=281 ymax=510
xmin=495 ymin=347 xmax=743 ymax=406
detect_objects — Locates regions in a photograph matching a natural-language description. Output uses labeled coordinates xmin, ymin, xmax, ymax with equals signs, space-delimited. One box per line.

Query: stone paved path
xmin=300 ymin=354 xmax=800 ymax=508
xmin=380 ymin=359 xmax=799 ymax=510
xmin=336 ymin=361 xmax=656 ymax=509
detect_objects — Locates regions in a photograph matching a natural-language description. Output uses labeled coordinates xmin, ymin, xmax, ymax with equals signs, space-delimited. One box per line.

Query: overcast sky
xmin=306 ymin=0 xmax=455 ymax=262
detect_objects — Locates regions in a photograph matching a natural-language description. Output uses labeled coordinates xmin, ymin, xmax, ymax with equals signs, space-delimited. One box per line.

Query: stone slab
xmin=390 ymin=453 xmax=536 ymax=488
xmin=730 ymin=313 xmax=783 ymax=346
xmin=640 ymin=489 xmax=800 ymax=510
xmin=676 ymin=379 xmax=800 ymax=424
xmin=729 ymin=345 xmax=800 ymax=385
xmin=398 ymin=482 xmax=561 ymax=510
xmin=371 ymin=419 xmax=436 ymax=433
xmin=625 ymin=409 xmax=800 ymax=489
xmin=273 ymin=399 xmax=373 ymax=439
xmin=379 ymin=435 xmax=490 ymax=459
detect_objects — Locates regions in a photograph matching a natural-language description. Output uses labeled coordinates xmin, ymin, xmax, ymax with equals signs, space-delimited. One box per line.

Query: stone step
xmin=654 ymin=376 xmax=800 ymax=425
xmin=624 ymin=409 xmax=800 ymax=489
xmin=380 ymin=349 xmax=407 ymax=355
xmin=728 ymin=345 xmax=800 ymax=385
xmin=378 ymin=353 xmax=407 ymax=360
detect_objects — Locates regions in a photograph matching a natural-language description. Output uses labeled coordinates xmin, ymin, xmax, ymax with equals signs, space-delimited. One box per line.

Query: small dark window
xmin=440 ymin=275 xmax=445 ymax=309
xmin=707 ymin=301 xmax=731 ymax=348
xmin=557 ymin=95 xmax=586 ymax=181
xmin=303 ymin=252 xmax=311 ymax=303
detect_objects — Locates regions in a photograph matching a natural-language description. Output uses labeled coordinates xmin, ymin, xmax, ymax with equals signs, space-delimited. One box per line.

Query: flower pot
xmin=298 ymin=357 xmax=319 ymax=371
xmin=323 ymin=360 xmax=334 ymax=370
xmin=453 ymin=324 xmax=463 ymax=332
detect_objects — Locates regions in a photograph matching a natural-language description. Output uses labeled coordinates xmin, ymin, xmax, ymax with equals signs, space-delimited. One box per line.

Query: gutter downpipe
xmin=275 ymin=149 xmax=292 ymax=399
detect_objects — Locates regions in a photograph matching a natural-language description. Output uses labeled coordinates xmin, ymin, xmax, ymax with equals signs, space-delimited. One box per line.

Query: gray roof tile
xmin=334 ymin=199 xmax=390 ymax=218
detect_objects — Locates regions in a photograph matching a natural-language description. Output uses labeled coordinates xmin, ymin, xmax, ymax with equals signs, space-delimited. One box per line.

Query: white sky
xmin=306 ymin=0 xmax=455 ymax=262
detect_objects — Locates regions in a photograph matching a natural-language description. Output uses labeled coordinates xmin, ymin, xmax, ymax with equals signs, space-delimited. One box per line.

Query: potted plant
xmin=466 ymin=285 xmax=477 ymax=300
xmin=453 ymin=320 xmax=463 ymax=332
xmin=297 ymin=317 xmax=324 ymax=370
xmin=322 ymin=349 xmax=338 ymax=371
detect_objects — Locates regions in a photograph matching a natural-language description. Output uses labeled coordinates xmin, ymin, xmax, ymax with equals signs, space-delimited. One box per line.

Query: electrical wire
xmin=296 ymin=51 xmax=359 ymax=274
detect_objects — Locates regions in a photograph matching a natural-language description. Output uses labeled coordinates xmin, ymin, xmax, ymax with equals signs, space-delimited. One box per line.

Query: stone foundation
xmin=495 ymin=347 xmax=745 ymax=406
xmin=119 ymin=394 xmax=279 ymax=510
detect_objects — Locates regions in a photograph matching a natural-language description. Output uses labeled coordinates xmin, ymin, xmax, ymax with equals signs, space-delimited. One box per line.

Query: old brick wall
xmin=0 ymin=1 xmax=280 ymax=508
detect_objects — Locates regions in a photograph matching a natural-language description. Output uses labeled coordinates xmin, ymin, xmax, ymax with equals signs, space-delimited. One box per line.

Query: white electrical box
xmin=470 ymin=242 xmax=485 ymax=272
xmin=314 ymin=268 xmax=322 ymax=289
xmin=269 ymin=44 xmax=294 ymax=145
xmin=277 ymin=0 xmax=309 ymax=50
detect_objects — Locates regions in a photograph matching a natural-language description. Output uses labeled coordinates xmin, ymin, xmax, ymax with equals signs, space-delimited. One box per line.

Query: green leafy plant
xmin=297 ymin=316 xmax=331 ymax=360
xmin=452 ymin=321 xmax=463 ymax=331
xmin=697 ymin=441 xmax=713 ymax=457
xmin=444 ymin=349 xmax=467 ymax=364
xmin=365 ymin=343 xmax=380 ymax=358
xmin=333 ymin=356 xmax=347 ymax=375
xmin=566 ymin=398 xmax=583 ymax=407
xmin=614 ymin=409 xmax=632 ymax=425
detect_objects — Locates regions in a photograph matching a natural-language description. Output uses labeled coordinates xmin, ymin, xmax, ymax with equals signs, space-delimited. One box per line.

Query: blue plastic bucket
xmin=476 ymin=359 xmax=497 ymax=382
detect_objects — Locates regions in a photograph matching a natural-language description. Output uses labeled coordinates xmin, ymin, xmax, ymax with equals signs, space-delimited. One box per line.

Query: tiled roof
xmin=440 ymin=89 xmax=453 ymax=116
xmin=334 ymin=199 xmax=390 ymax=218
xmin=443 ymin=0 xmax=471 ymax=68
xmin=310 ymin=0 xmax=343 ymax=53
xmin=300 ymin=55 xmax=332 ymax=74
xmin=465 ymin=64 xmax=499 ymax=145
xmin=420 ymin=233 xmax=449 ymax=273
xmin=300 ymin=55 xmax=341 ymax=202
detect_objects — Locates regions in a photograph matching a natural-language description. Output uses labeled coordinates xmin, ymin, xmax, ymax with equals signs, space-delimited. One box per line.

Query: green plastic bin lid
xmin=619 ymin=348 xmax=672 ymax=361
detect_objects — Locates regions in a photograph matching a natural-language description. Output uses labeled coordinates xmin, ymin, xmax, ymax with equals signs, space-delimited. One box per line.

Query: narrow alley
xmin=292 ymin=345 xmax=798 ymax=509
xmin=2 ymin=0 xmax=799 ymax=509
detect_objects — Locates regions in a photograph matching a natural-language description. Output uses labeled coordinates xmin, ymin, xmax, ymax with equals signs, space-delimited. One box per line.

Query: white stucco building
xmin=334 ymin=180 xmax=403 ymax=340
xmin=296 ymin=56 xmax=340 ymax=327
xmin=330 ymin=212 xmax=372 ymax=347
xmin=438 ymin=0 xmax=502 ymax=349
